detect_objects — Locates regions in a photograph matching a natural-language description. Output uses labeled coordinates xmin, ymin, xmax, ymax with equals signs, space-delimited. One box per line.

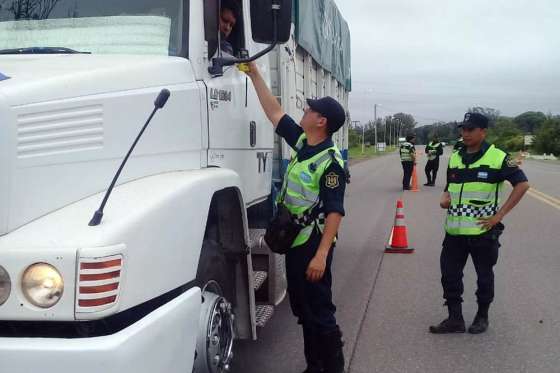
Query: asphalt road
xmin=233 ymin=149 xmax=560 ymax=373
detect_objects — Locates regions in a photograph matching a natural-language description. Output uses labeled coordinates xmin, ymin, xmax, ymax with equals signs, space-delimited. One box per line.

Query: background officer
xmin=399 ymin=134 xmax=416 ymax=190
xmin=424 ymin=135 xmax=444 ymax=186
xmin=430 ymin=112 xmax=530 ymax=334
xmin=245 ymin=61 xmax=346 ymax=373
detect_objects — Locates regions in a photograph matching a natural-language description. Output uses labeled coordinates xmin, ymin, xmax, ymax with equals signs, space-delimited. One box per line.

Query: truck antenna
xmin=88 ymin=89 xmax=171 ymax=227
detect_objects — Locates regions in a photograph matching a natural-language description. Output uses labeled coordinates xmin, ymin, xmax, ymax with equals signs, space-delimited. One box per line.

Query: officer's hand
xmin=306 ymin=255 xmax=327 ymax=283
xmin=440 ymin=192 xmax=451 ymax=209
xmin=242 ymin=61 xmax=258 ymax=78
xmin=477 ymin=215 xmax=501 ymax=230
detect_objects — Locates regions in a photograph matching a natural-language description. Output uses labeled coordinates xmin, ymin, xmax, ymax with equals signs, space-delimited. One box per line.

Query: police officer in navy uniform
xmin=245 ymin=61 xmax=346 ymax=373
xmin=400 ymin=134 xmax=416 ymax=190
xmin=424 ymin=135 xmax=443 ymax=186
xmin=430 ymin=113 xmax=530 ymax=334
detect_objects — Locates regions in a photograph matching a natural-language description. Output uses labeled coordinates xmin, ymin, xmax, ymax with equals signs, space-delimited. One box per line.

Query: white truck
xmin=0 ymin=1 xmax=351 ymax=372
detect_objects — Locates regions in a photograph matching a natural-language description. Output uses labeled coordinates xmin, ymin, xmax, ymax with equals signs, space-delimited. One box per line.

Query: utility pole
xmin=351 ymin=120 xmax=363 ymax=154
xmin=374 ymin=104 xmax=378 ymax=153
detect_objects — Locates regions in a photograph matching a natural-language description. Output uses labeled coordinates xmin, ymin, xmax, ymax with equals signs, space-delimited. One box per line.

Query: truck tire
xmin=193 ymin=239 xmax=235 ymax=373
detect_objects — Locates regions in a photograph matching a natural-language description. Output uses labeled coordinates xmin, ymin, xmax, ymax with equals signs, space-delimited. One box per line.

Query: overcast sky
xmin=334 ymin=0 xmax=560 ymax=126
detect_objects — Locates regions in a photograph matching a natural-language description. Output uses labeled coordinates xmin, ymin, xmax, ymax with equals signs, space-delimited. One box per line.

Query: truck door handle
xmin=250 ymin=121 xmax=256 ymax=147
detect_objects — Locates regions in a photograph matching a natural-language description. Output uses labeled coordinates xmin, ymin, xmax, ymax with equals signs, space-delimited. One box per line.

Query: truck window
xmin=204 ymin=0 xmax=244 ymax=58
xmin=0 ymin=0 xmax=188 ymax=56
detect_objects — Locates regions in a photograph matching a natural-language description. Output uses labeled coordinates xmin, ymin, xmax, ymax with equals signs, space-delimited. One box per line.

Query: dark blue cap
xmin=306 ymin=96 xmax=346 ymax=134
xmin=459 ymin=112 xmax=488 ymax=129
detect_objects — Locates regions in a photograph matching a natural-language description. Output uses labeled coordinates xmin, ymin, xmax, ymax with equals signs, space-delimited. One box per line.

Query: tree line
xmin=414 ymin=107 xmax=560 ymax=155
xmin=349 ymin=106 xmax=559 ymax=156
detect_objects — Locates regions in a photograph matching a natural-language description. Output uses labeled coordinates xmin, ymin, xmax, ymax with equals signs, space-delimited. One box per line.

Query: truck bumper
xmin=0 ymin=287 xmax=201 ymax=373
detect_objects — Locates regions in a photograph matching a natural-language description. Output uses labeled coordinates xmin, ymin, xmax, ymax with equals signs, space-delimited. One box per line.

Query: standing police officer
xmin=245 ymin=62 xmax=346 ymax=373
xmin=400 ymin=134 xmax=416 ymax=190
xmin=430 ymin=113 xmax=530 ymax=334
xmin=424 ymin=135 xmax=443 ymax=186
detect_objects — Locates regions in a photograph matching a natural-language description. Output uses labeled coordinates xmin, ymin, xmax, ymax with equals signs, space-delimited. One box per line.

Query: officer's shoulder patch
xmin=325 ymin=172 xmax=340 ymax=189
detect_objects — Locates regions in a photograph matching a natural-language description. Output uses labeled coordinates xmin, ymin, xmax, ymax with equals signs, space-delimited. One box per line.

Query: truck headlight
xmin=0 ymin=266 xmax=10 ymax=306
xmin=22 ymin=263 xmax=64 ymax=308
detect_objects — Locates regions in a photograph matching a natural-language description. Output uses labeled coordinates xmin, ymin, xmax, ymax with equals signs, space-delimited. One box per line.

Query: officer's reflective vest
xmin=399 ymin=142 xmax=414 ymax=161
xmin=426 ymin=142 xmax=441 ymax=161
xmin=279 ymin=134 xmax=344 ymax=247
xmin=445 ymin=144 xmax=507 ymax=236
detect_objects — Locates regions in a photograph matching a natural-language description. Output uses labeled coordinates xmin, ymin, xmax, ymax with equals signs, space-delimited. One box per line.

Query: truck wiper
xmin=0 ymin=47 xmax=91 ymax=55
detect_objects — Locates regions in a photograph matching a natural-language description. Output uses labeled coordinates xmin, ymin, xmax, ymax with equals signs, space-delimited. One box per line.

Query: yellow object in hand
xmin=237 ymin=63 xmax=250 ymax=73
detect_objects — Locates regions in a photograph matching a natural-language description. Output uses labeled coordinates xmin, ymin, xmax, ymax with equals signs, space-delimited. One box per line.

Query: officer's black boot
xmin=468 ymin=303 xmax=490 ymax=334
xmin=302 ymin=327 xmax=324 ymax=373
xmin=429 ymin=303 xmax=466 ymax=334
xmin=322 ymin=327 xmax=345 ymax=373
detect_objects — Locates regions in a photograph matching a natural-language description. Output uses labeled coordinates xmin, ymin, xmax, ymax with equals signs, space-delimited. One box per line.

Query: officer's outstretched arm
xmin=244 ymin=61 xmax=286 ymax=127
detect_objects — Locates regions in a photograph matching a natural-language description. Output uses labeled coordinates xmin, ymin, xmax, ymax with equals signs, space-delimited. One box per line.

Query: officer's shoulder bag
xmin=264 ymin=204 xmax=302 ymax=255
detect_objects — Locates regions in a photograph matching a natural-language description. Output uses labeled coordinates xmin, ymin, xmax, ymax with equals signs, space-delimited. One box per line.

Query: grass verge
xmin=349 ymin=146 xmax=397 ymax=164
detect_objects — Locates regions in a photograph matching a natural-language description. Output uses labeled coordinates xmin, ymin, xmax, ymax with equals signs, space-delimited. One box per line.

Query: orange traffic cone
xmin=410 ymin=165 xmax=420 ymax=192
xmin=385 ymin=200 xmax=414 ymax=254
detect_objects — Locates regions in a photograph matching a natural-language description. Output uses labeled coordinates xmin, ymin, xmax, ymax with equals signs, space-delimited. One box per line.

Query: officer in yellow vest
xmin=245 ymin=62 xmax=346 ymax=373
xmin=430 ymin=113 xmax=530 ymax=334
xmin=399 ymin=134 xmax=416 ymax=190
xmin=424 ymin=135 xmax=443 ymax=186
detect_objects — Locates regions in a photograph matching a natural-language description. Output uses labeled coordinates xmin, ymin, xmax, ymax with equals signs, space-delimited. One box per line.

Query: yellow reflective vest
xmin=279 ymin=134 xmax=344 ymax=247
xmin=445 ymin=144 xmax=507 ymax=236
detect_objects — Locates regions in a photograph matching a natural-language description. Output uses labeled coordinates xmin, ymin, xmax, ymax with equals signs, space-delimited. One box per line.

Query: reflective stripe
xmin=445 ymin=220 xmax=481 ymax=229
xmin=312 ymin=151 xmax=339 ymax=169
xmin=287 ymin=180 xmax=319 ymax=201
xmin=449 ymin=191 xmax=497 ymax=200
xmin=284 ymin=194 xmax=313 ymax=208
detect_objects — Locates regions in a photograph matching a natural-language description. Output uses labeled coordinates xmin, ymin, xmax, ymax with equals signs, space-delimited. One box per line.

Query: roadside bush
xmin=532 ymin=118 xmax=560 ymax=156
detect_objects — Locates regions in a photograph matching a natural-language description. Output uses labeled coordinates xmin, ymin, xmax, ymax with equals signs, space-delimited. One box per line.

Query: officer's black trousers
xmin=401 ymin=161 xmax=414 ymax=189
xmin=286 ymin=233 xmax=337 ymax=334
xmin=425 ymin=159 xmax=439 ymax=184
xmin=440 ymin=233 xmax=500 ymax=306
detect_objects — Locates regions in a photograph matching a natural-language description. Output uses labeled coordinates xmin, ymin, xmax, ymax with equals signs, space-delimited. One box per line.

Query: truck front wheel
xmin=193 ymin=239 xmax=235 ymax=373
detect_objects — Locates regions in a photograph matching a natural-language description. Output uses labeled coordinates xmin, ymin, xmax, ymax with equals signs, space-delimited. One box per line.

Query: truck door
xmin=203 ymin=0 xmax=273 ymax=206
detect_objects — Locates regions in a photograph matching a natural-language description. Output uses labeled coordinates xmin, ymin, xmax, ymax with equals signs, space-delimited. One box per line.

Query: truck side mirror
xmin=250 ymin=0 xmax=292 ymax=44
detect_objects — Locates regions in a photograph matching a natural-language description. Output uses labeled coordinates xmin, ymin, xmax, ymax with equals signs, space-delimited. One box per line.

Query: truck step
xmin=255 ymin=305 xmax=274 ymax=327
xmin=253 ymin=271 xmax=268 ymax=291
xmin=248 ymin=229 xmax=266 ymax=251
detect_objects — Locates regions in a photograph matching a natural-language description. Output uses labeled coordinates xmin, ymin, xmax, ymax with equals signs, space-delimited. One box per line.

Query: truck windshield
xmin=0 ymin=0 xmax=185 ymax=56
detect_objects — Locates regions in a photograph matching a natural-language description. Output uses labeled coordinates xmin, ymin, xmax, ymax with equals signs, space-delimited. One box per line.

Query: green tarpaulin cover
xmin=294 ymin=0 xmax=351 ymax=91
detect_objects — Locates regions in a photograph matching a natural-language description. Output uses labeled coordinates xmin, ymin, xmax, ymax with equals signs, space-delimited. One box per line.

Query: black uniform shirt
xmin=445 ymin=141 xmax=528 ymax=190
xmin=276 ymin=114 xmax=346 ymax=216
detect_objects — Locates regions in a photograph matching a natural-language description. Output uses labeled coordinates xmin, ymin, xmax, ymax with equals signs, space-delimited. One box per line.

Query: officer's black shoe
xmin=423 ymin=183 xmax=431 ymax=186
xmin=429 ymin=318 xmax=466 ymax=334
xmin=403 ymin=186 xmax=411 ymax=190
xmin=302 ymin=368 xmax=324 ymax=373
xmin=468 ymin=316 xmax=489 ymax=334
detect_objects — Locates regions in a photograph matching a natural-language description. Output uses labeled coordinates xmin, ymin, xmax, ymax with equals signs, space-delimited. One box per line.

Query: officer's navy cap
xmin=459 ymin=112 xmax=488 ymax=129
xmin=306 ymin=96 xmax=346 ymax=134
